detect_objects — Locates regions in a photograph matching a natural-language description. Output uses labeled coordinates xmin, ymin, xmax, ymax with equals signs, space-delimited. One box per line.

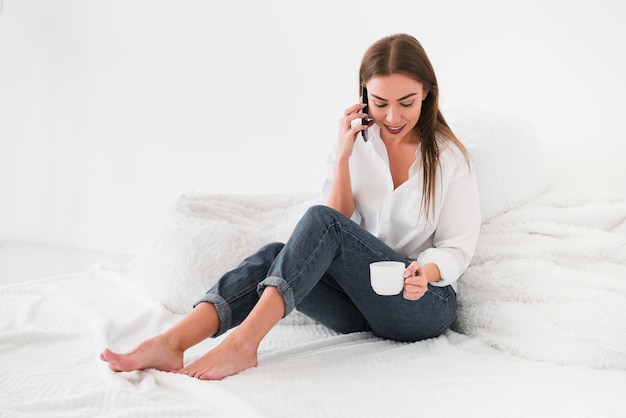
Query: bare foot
xmin=100 ymin=336 xmax=184 ymax=373
xmin=177 ymin=337 xmax=258 ymax=380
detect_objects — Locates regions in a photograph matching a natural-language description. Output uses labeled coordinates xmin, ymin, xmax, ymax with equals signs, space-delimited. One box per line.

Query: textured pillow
xmin=454 ymin=182 xmax=626 ymax=370
xmin=137 ymin=193 xmax=320 ymax=314
xmin=447 ymin=107 xmax=547 ymax=221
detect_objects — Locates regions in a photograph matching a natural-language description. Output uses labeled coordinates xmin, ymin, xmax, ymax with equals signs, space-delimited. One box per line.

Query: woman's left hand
xmin=403 ymin=261 xmax=428 ymax=301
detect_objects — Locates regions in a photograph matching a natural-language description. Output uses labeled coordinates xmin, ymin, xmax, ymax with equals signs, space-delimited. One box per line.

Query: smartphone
xmin=361 ymin=85 xmax=372 ymax=142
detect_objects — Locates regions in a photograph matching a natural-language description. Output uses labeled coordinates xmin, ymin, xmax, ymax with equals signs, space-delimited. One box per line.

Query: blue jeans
xmin=194 ymin=205 xmax=456 ymax=342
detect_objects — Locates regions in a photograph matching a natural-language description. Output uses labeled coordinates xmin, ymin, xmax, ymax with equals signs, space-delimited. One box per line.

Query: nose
xmin=385 ymin=105 xmax=402 ymax=125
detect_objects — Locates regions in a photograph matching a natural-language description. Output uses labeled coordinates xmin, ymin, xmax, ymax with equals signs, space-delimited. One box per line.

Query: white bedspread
xmin=2 ymin=264 xmax=625 ymax=418
xmin=2 ymin=182 xmax=626 ymax=417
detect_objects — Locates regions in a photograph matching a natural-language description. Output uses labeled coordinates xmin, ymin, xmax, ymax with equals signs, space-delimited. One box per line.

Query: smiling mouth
xmin=384 ymin=124 xmax=405 ymax=135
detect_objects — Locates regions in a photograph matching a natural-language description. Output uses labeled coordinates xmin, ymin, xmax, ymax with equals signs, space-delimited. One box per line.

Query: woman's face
xmin=365 ymin=73 xmax=427 ymax=143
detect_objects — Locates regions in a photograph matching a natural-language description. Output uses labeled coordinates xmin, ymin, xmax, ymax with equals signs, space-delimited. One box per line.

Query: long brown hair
xmin=359 ymin=34 xmax=469 ymax=219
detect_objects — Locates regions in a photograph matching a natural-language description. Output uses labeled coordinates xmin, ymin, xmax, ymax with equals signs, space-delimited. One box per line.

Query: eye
xmin=373 ymin=102 xmax=387 ymax=108
xmin=400 ymin=101 xmax=415 ymax=108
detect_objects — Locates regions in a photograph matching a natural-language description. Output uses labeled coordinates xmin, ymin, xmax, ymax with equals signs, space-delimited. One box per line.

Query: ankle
xmin=153 ymin=333 xmax=185 ymax=354
xmin=227 ymin=329 xmax=260 ymax=357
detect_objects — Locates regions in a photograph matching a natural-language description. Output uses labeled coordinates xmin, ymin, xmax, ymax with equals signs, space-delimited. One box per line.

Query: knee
xmin=304 ymin=204 xmax=331 ymax=216
xmin=302 ymin=205 xmax=341 ymax=225
xmin=257 ymin=242 xmax=285 ymax=258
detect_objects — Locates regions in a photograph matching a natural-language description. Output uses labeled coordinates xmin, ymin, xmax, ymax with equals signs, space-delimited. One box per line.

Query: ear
xmin=422 ymin=88 xmax=429 ymax=101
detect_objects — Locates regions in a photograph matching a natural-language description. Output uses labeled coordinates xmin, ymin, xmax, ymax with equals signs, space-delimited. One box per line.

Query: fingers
xmin=343 ymin=102 xmax=367 ymax=117
xmin=403 ymin=262 xmax=427 ymax=301
xmin=403 ymin=280 xmax=427 ymax=301
xmin=336 ymin=103 xmax=369 ymax=159
xmin=339 ymin=103 xmax=368 ymax=134
xmin=403 ymin=261 xmax=420 ymax=278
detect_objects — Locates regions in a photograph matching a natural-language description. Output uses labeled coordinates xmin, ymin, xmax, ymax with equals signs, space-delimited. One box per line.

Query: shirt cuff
xmin=417 ymin=248 xmax=459 ymax=288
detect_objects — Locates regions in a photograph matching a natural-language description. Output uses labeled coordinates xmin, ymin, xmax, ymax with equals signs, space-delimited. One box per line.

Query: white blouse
xmin=323 ymin=125 xmax=481 ymax=292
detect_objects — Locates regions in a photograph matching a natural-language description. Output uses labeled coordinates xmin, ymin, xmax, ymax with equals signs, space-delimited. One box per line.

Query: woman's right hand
xmin=337 ymin=103 xmax=369 ymax=160
xmin=326 ymin=103 xmax=367 ymax=216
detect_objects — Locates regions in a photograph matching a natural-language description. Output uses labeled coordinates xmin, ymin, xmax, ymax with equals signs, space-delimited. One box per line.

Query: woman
xmin=100 ymin=33 xmax=481 ymax=380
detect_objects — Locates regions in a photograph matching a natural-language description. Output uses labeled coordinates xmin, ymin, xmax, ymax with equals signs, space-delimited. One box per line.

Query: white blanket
xmin=1 ymin=263 xmax=625 ymax=417
xmin=2 ymin=182 xmax=626 ymax=417
xmin=455 ymin=181 xmax=626 ymax=370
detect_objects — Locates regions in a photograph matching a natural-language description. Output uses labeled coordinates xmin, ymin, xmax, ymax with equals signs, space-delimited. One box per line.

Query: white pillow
xmin=137 ymin=193 xmax=320 ymax=314
xmin=446 ymin=107 xmax=547 ymax=221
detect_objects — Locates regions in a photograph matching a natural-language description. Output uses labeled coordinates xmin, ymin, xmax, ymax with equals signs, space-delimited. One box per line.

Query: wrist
xmin=335 ymin=153 xmax=351 ymax=165
xmin=423 ymin=263 xmax=441 ymax=283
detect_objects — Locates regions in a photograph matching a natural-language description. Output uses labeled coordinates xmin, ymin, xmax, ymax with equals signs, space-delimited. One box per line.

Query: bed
xmin=2 ymin=109 xmax=625 ymax=417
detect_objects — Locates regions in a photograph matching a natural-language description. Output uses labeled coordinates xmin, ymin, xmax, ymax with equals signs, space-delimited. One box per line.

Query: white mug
xmin=369 ymin=261 xmax=405 ymax=295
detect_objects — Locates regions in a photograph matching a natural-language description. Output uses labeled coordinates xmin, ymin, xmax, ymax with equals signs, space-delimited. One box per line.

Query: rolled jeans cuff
xmin=193 ymin=293 xmax=231 ymax=337
xmin=257 ymin=276 xmax=294 ymax=318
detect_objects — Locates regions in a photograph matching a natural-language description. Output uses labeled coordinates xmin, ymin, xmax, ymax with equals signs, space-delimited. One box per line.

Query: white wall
xmin=1 ymin=0 xmax=624 ymax=254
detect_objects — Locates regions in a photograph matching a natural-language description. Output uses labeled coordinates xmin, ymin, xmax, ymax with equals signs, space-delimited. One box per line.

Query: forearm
xmin=325 ymin=157 xmax=355 ymax=217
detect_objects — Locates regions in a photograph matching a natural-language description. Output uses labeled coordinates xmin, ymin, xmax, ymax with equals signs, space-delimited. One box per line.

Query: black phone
xmin=361 ymin=85 xmax=372 ymax=142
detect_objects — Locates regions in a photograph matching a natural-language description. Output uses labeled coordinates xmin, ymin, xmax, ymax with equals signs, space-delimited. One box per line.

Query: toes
xmin=200 ymin=373 xmax=224 ymax=381
xmin=177 ymin=367 xmax=197 ymax=378
xmin=99 ymin=349 xmax=131 ymax=372
xmin=101 ymin=348 xmax=118 ymax=362
xmin=100 ymin=349 xmax=118 ymax=365
xmin=176 ymin=367 xmax=221 ymax=380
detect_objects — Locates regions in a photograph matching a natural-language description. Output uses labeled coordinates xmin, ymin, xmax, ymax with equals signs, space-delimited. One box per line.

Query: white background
xmin=1 ymin=0 xmax=624 ymax=254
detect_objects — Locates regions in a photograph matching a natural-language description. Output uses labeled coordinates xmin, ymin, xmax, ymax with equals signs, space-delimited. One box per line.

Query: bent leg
xmin=178 ymin=286 xmax=285 ymax=380
xmin=266 ymin=205 xmax=456 ymax=342
xmin=194 ymin=242 xmax=285 ymax=336
xmin=259 ymin=205 xmax=409 ymax=318
xmin=296 ymin=273 xmax=369 ymax=334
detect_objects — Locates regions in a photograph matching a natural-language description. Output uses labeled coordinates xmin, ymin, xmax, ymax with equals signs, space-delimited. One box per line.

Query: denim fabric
xmin=194 ymin=205 xmax=456 ymax=342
